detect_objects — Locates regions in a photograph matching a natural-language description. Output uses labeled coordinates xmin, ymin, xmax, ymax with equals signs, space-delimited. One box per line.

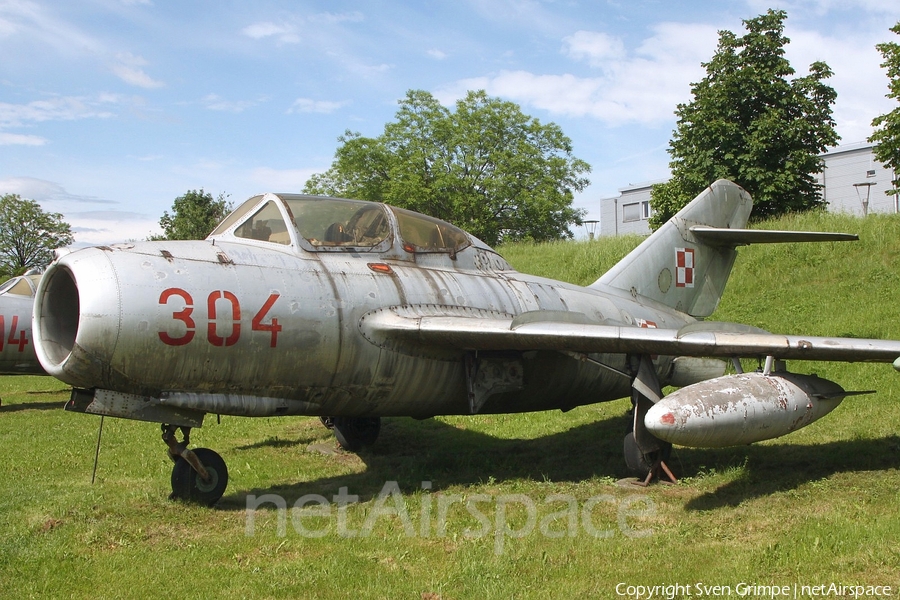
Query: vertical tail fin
xmin=592 ymin=180 xmax=752 ymax=317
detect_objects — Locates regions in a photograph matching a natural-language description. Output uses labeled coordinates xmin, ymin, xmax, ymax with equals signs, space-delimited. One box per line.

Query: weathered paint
xmin=644 ymin=372 xmax=847 ymax=447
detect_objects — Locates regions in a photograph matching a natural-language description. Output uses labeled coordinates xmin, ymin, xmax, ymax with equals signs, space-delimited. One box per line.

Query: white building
xmin=597 ymin=180 xmax=663 ymax=237
xmin=816 ymin=142 xmax=897 ymax=217
xmin=597 ymin=143 xmax=897 ymax=237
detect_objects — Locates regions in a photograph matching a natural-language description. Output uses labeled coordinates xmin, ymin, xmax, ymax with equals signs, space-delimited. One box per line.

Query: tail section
xmin=592 ymin=180 xmax=752 ymax=317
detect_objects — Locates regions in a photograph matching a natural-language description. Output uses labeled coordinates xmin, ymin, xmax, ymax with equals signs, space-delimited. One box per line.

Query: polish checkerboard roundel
xmin=676 ymin=248 xmax=694 ymax=288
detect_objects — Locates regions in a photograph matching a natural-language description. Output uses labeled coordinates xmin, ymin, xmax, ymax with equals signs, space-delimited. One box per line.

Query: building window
xmin=623 ymin=202 xmax=641 ymax=222
xmin=867 ymin=169 xmax=876 ymax=178
xmin=623 ymin=201 xmax=652 ymax=222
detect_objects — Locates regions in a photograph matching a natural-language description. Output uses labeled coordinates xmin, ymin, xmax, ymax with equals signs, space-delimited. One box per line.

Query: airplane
xmin=0 ymin=270 xmax=45 ymax=376
xmin=30 ymin=179 xmax=900 ymax=505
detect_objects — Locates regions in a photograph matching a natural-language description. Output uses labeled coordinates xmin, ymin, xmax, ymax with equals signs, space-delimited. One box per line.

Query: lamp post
xmin=582 ymin=219 xmax=599 ymax=240
xmin=853 ymin=181 xmax=875 ymax=217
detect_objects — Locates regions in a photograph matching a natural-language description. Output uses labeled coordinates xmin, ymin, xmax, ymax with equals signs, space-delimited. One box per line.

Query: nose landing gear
xmin=162 ymin=424 xmax=229 ymax=506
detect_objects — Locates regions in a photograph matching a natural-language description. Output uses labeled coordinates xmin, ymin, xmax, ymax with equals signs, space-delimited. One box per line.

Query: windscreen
xmin=282 ymin=197 xmax=390 ymax=250
xmin=234 ymin=201 xmax=292 ymax=245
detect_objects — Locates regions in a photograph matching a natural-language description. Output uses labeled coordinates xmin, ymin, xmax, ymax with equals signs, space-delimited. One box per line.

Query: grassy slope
xmin=1 ymin=212 xmax=899 ymax=598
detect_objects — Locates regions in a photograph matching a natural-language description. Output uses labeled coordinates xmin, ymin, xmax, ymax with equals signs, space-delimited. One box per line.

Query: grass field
xmin=1 ymin=211 xmax=899 ymax=599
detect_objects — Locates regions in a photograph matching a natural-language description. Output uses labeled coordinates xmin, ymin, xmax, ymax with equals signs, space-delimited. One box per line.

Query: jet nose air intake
xmin=33 ymin=247 xmax=119 ymax=388
xmin=33 ymin=263 xmax=80 ymax=370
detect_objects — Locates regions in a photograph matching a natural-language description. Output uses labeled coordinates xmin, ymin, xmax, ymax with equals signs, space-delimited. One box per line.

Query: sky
xmin=1 ymin=0 xmax=899 ymax=246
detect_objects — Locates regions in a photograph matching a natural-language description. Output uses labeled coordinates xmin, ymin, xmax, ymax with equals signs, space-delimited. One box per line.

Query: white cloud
xmin=287 ymin=98 xmax=349 ymax=114
xmin=111 ymin=64 xmax=164 ymax=88
xmin=202 ymin=93 xmax=263 ymax=113
xmin=241 ymin=11 xmax=363 ymax=46
xmin=783 ymin=25 xmax=895 ymax=143
xmin=634 ymin=22 xmax=723 ymax=64
xmin=0 ymin=176 xmax=59 ymax=199
xmin=240 ymin=12 xmax=389 ymax=79
xmin=563 ymin=31 xmax=626 ymax=68
xmin=0 ymin=176 xmax=114 ymax=205
xmin=0 ymin=179 xmax=158 ymax=245
xmin=345 ymin=61 xmax=392 ymax=77
xmin=69 ymin=209 xmax=152 ymax=221
xmin=111 ymin=52 xmax=164 ymax=88
xmin=0 ymin=0 xmax=102 ymax=54
xmin=0 ymin=96 xmax=115 ymax=128
xmin=242 ymin=21 xmax=300 ymax=43
xmin=0 ymin=132 xmax=45 ymax=145
xmin=0 ymin=15 xmax=16 ymax=37
xmin=437 ymin=22 xmax=719 ymax=126
xmin=308 ymin=11 xmax=364 ymax=25
xmin=69 ymin=215 xmax=161 ymax=245
xmin=428 ymin=48 xmax=448 ymax=60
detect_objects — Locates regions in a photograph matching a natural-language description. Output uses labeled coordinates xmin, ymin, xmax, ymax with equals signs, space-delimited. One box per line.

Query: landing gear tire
xmin=170 ymin=447 xmax=229 ymax=506
xmin=624 ymin=432 xmax=671 ymax=478
xmin=332 ymin=417 xmax=381 ymax=452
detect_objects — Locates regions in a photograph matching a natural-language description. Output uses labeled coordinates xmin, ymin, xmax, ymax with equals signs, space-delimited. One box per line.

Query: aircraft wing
xmin=361 ymin=307 xmax=900 ymax=367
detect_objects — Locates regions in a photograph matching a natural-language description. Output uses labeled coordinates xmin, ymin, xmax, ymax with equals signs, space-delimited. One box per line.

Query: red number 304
xmin=159 ymin=288 xmax=281 ymax=347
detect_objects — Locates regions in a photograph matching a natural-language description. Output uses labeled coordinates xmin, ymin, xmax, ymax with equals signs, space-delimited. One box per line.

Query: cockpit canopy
xmin=0 ymin=274 xmax=41 ymax=297
xmin=210 ymin=193 xmax=472 ymax=255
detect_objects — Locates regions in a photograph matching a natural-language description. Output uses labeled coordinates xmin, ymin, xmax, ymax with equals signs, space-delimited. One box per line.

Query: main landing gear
xmin=624 ymin=431 xmax=675 ymax=486
xmin=625 ymin=355 xmax=677 ymax=485
xmin=163 ymin=424 xmax=229 ymax=506
xmin=319 ymin=416 xmax=381 ymax=452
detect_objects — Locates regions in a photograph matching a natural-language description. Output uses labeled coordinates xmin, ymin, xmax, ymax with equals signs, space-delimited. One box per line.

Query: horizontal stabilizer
xmin=690 ymin=227 xmax=858 ymax=246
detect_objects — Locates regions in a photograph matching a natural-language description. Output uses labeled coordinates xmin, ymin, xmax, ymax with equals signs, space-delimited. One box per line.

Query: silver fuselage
xmin=34 ymin=237 xmax=693 ymax=418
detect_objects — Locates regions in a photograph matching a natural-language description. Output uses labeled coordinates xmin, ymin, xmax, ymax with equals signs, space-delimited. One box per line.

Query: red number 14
xmin=0 ymin=315 xmax=29 ymax=352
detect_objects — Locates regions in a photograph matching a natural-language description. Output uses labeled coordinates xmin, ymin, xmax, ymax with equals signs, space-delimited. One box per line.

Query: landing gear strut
xmin=626 ymin=355 xmax=677 ymax=485
xmin=320 ymin=416 xmax=381 ymax=452
xmin=162 ymin=424 xmax=228 ymax=506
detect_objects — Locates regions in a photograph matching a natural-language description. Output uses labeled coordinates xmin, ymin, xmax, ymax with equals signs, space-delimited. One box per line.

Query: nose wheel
xmin=171 ymin=448 xmax=228 ymax=505
xmin=163 ymin=425 xmax=229 ymax=506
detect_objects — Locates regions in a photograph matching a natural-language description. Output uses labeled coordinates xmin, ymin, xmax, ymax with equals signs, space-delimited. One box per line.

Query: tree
xmin=304 ymin=90 xmax=590 ymax=246
xmin=649 ymin=9 xmax=839 ymax=229
xmin=870 ymin=22 xmax=900 ymax=197
xmin=153 ymin=189 xmax=232 ymax=240
xmin=0 ymin=194 xmax=74 ymax=276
